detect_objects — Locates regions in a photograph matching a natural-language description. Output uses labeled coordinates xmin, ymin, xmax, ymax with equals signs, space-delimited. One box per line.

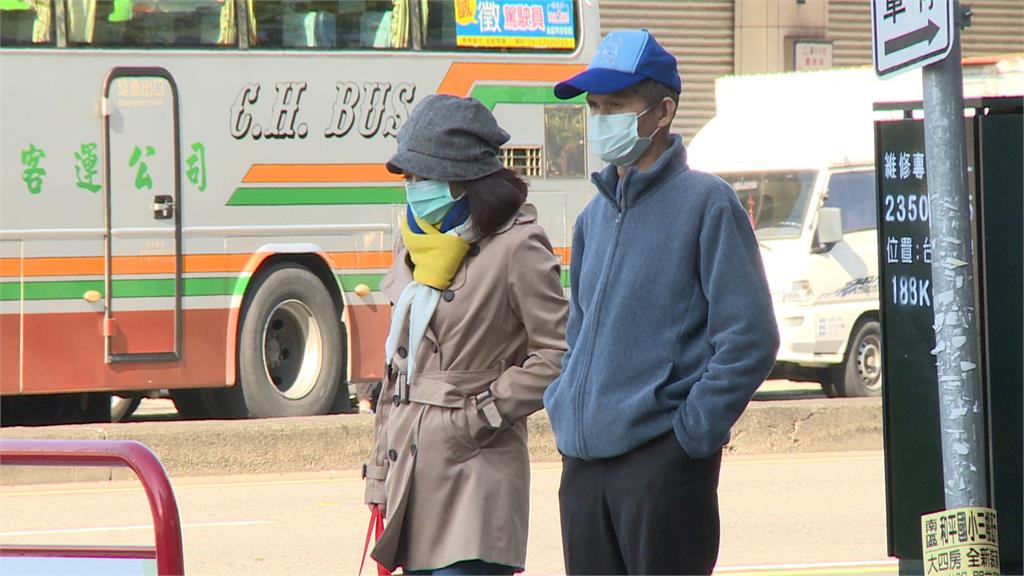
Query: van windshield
xmin=718 ymin=170 xmax=817 ymax=239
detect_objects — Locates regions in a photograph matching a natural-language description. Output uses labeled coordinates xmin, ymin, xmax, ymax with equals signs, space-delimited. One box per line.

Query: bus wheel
xmin=170 ymin=389 xmax=215 ymax=420
xmin=836 ymin=320 xmax=883 ymax=397
xmin=235 ymin=263 xmax=343 ymax=418
xmin=111 ymin=394 xmax=142 ymax=423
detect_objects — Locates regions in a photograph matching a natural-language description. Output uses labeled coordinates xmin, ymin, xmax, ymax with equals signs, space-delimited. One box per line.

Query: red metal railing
xmin=0 ymin=439 xmax=185 ymax=575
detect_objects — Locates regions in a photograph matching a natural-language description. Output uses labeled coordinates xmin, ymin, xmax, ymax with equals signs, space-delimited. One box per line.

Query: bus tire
xmin=328 ymin=321 xmax=354 ymax=414
xmin=235 ymin=263 xmax=344 ymax=418
xmin=836 ymin=319 xmax=883 ymax=397
xmin=170 ymin=389 xmax=215 ymax=420
xmin=111 ymin=394 xmax=142 ymax=423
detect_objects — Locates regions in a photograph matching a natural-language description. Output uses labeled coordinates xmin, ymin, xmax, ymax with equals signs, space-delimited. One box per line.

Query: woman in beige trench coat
xmin=363 ymin=95 xmax=568 ymax=574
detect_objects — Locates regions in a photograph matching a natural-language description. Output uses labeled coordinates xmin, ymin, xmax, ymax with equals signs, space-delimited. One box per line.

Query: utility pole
xmin=921 ymin=2 xmax=988 ymax=509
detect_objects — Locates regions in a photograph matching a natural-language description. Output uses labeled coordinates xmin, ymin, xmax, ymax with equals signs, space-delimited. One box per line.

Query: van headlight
xmin=782 ymin=280 xmax=813 ymax=303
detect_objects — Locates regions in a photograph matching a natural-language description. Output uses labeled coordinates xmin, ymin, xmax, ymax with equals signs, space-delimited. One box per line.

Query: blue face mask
xmin=588 ymin=107 xmax=663 ymax=167
xmin=405 ymin=179 xmax=457 ymax=224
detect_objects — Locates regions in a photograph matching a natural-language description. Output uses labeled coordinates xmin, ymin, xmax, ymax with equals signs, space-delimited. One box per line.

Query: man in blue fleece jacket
xmin=544 ymin=30 xmax=779 ymax=575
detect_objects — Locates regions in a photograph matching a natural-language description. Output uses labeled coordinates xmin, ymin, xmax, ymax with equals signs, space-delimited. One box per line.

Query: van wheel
xmin=819 ymin=377 xmax=842 ymax=398
xmin=836 ymin=320 xmax=883 ymax=397
xmin=233 ymin=263 xmax=343 ymax=418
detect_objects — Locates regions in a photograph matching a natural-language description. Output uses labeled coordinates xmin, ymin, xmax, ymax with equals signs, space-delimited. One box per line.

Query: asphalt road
xmin=0 ymin=451 xmax=894 ymax=576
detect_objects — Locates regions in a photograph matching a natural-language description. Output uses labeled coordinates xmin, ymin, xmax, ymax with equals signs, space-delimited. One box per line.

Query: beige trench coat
xmin=363 ymin=211 xmax=567 ymax=572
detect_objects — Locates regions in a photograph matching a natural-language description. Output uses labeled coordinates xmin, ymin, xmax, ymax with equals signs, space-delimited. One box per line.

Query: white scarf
xmin=384 ymin=219 xmax=474 ymax=383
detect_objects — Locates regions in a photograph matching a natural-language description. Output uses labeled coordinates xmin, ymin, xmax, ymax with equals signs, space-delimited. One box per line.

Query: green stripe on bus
xmin=337 ymin=273 xmax=385 ymax=292
xmin=0 ymin=277 xmax=247 ymax=301
xmin=2 ymin=268 xmax=562 ymax=302
xmin=0 ymin=282 xmax=20 ymax=301
xmin=470 ymin=85 xmax=586 ymax=109
xmin=226 ymin=186 xmax=406 ymax=206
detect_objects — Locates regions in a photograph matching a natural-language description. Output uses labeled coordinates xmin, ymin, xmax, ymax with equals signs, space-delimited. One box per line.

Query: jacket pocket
xmin=648 ymin=362 xmax=677 ymax=411
xmin=444 ymin=397 xmax=502 ymax=463
xmin=445 ymin=405 xmax=481 ymax=463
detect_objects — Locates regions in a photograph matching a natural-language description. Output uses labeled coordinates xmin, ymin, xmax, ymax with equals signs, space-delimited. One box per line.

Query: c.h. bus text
xmin=230 ymin=80 xmax=416 ymax=141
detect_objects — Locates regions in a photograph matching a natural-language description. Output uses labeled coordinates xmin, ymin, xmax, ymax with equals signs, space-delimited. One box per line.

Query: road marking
xmin=0 ymin=520 xmax=274 ymax=537
xmin=717 ymin=559 xmax=897 ymax=576
xmin=0 ymin=476 xmax=356 ymax=498
xmin=725 ymin=452 xmax=884 ymax=466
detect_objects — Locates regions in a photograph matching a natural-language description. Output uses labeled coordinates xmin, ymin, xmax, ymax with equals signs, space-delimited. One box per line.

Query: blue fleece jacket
xmin=543 ymin=135 xmax=779 ymax=460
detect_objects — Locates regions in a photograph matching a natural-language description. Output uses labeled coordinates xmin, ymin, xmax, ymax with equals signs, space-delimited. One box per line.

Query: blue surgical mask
xmin=405 ymin=179 xmax=457 ymax=224
xmin=588 ymin=107 xmax=662 ymax=167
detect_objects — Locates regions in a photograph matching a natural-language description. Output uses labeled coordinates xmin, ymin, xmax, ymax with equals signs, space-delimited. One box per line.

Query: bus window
xmin=423 ymin=0 xmax=456 ymax=50
xmin=0 ymin=0 xmax=54 ymax=47
xmin=423 ymin=0 xmax=578 ymax=52
xmin=66 ymin=0 xmax=237 ymax=48
xmin=249 ymin=0 xmax=411 ymax=50
xmin=545 ymin=105 xmax=586 ymax=178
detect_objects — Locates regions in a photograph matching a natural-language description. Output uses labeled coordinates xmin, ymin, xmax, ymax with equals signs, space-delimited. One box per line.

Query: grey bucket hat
xmin=386 ymin=95 xmax=510 ymax=181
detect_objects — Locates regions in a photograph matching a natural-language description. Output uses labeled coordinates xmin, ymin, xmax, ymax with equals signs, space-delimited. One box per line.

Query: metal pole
xmin=921 ymin=1 xmax=988 ymax=509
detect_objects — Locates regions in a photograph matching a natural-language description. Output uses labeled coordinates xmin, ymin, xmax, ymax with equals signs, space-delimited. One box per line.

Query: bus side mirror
xmin=814 ymin=207 xmax=844 ymax=251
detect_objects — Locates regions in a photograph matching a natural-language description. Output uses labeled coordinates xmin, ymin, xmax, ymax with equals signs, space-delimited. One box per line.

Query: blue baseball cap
xmin=554 ymin=29 xmax=681 ymax=100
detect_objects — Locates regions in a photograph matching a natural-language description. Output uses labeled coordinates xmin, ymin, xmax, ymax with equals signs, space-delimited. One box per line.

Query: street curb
xmin=0 ymin=399 xmax=882 ymax=485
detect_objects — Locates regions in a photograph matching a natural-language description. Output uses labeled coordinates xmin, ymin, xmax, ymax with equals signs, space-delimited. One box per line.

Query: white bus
xmin=0 ymin=0 xmax=597 ymax=422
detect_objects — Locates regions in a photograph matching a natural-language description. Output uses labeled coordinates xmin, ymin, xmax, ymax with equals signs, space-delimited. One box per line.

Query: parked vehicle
xmin=689 ymin=57 xmax=1024 ymax=396
xmin=1 ymin=0 xmax=597 ymax=423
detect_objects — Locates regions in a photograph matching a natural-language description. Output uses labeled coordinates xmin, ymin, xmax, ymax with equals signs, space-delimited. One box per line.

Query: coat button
xmin=392 ymin=394 xmax=400 ymax=407
xmin=397 ymin=346 xmax=407 ymax=358
xmin=388 ymin=449 xmax=398 ymax=462
xmin=411 ymin=444 xmax=418 ymax=456
xmin=468 ymin=244 xmax=480 ymax=257
xmin=442 ymin=290 xmax=455 ymax=302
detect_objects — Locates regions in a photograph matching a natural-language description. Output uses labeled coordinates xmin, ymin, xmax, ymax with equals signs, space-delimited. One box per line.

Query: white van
xmin=689 ymin=59 xmax=1023 ymax=397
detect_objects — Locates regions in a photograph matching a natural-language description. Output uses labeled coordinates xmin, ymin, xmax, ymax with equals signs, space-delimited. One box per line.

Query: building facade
xmin=598 ymin=0 xmax=1024 ymax=140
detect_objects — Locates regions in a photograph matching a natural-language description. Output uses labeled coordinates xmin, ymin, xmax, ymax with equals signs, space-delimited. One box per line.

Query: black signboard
xmin=976 ymin=102 xmax=1023 ymax=574
xmin=877 ymin=99 xmax=1023 ymax=574
xmin=875 ymin=118 xmax=945 ymax=565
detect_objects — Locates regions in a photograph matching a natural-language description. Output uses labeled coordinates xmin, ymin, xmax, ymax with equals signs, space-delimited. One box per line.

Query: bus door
xmin=103 ymin=68 xmax=181 ymax=363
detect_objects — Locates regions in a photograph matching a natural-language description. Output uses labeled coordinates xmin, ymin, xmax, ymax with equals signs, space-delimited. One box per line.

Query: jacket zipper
xmin=573 ymin=178 xmax=628 ymax=458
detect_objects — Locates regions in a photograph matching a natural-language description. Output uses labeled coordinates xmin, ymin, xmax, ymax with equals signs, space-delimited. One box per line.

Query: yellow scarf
xmin=400 ymin=214 xmax=469 ymax=290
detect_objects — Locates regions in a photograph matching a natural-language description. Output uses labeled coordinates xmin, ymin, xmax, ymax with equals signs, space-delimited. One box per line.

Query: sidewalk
xmin=0 ymin=397 xmax=882 ymax=485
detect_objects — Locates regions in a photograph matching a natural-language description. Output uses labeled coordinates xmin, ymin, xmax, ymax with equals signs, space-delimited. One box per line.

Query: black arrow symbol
xmin=884 ymin=19 xmax=941 ymax=55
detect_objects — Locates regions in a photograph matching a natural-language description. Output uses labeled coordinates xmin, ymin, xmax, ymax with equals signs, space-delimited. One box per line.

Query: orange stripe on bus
xmin=1 ymin=252 xmax=395 ymax=278
xmin=0 ymin=259 xmax=21 ymax=277
xmin=242 ymin=164 xmax=404 ymax=184
xmin=4 ymin=255 xmax=251 ymax=277
xmin=437 ymin=62 xmax=586 ymax=98
xmin=326 ymin=251 xmax=393 ymax=269
xmin=1 ymin=248 xmax=568 ymax=279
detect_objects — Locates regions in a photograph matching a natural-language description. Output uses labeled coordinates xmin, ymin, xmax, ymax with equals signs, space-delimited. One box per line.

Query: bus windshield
xmin=719 ymin=170 xmax=817 ymax=240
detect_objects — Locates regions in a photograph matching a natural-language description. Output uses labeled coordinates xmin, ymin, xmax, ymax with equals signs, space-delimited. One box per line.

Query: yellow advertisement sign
xmin=455 ymin=0 xmax=477 ymax=25
xmin=921 ymin=507 xmax=1001 ymax=576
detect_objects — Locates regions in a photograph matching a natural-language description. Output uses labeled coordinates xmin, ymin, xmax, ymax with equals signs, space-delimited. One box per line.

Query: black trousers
xmin=558 ymin=432 xmax=723 ymax=575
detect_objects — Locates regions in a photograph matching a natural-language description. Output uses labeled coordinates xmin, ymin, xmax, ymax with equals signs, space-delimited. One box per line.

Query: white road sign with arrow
xmin=872 ymin=0 xmax=955 ymax=78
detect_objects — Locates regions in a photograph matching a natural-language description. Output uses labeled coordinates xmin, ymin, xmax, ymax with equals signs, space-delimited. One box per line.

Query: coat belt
xmin=393 ymin=368 xmax=502 ymax=408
